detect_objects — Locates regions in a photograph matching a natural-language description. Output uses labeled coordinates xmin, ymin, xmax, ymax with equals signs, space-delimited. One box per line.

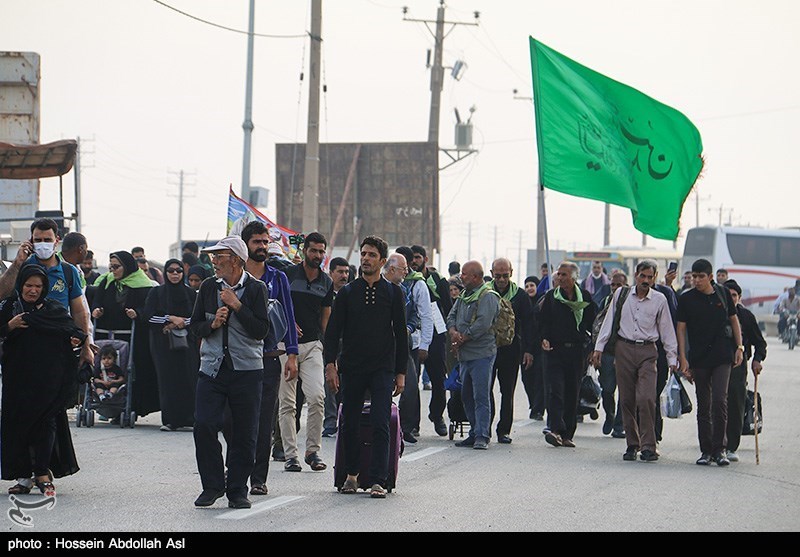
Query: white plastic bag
xmin=660 ymin=373 xmax=682 ymax=419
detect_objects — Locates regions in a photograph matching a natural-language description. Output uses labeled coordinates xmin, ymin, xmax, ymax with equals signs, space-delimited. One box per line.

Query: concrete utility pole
xmin=74 ymin=137 xmax=82 ymax=233
xmin=403 ymin=2 xmax=479 ymax=253
xmin=241 ymin=0 xmax=255 ymax=203
xmin=302 ymin=0 xmax=323 ymax=234
xmin=536 ymin=187 xmax=546 ymax=269
xmin=168 ymin=170 xmax=195 ymax=247
xmin=604 ymin=203 xmax=610 ymax=247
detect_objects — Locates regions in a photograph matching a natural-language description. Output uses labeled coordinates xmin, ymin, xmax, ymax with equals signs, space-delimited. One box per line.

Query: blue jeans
xmin=460 ymin=355 xmax=495 ymax=442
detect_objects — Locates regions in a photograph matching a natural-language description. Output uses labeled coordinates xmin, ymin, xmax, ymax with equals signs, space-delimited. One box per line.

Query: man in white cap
xmin=190 ymin=235 xmax=271 ymax=509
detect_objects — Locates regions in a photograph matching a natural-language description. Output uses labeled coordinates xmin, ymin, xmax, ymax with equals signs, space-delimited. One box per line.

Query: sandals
xmin=249 ymin=484 xmax=269 ymax=496
xmin=369 ymin=484 xmax=387 ymax=499
xmin=8 ymin=483 xmax=31 ymax=495
xmin=304 ymin=452 xmax=327 ymax=471
xmin=340 ymin=476 xmax=359 ymax=494
xmin=34 ymin=478 xmax=55 ymax=497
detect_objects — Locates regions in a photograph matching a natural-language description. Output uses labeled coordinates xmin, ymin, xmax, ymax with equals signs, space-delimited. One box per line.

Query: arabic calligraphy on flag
xmin=529 ymin=37 xmax=703 ymax=240
xmin=226 ymin=186 xmax=300 ymax=260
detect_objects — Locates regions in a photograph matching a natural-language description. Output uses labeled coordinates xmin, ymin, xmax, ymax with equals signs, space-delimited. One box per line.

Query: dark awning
xmin=0 ymin=139 xmax=78 ymax=179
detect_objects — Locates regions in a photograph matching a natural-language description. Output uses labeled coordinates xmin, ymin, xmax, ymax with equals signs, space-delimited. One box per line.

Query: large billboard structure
xmin=0 ymin=52 xmax=40 ymax=237
xmin=275 ymin=142 xmax=439 ymax=256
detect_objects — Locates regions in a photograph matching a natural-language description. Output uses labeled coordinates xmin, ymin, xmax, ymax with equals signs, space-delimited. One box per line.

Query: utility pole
xmin=168 ymin=170 xmax=195 ymax=248
xmin=403 ymin=3 xmax=479 ymax=253
xmin=241 ymin=0 xmax=255 ymax=203
xmin=72 ymin=136 xmax=94 ymax=233
xmin=302 ymin=0 xmax=323 ymax=234
xmin=467 ymin=222 xmax=472 ymax=259
xmin=603 ymin=203 xmax=610 ymax=247
xmin=536 ymin=187 xmax=546 ymax=269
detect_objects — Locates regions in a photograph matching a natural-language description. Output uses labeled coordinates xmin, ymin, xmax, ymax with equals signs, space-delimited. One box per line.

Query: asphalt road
xmin=3 ymin=338 xmax=798 ymax=533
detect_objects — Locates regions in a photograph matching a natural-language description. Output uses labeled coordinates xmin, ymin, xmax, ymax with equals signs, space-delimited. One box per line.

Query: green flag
xmin=529 ymin=37 xmax=703 ymax=240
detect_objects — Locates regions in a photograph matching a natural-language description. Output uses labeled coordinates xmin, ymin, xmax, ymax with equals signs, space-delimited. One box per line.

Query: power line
xmin=152 ymin=0 xmax=307 ymax=39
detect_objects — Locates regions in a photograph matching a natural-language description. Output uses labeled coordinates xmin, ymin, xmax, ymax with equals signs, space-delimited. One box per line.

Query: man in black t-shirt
xmin=278 ymin=232 xmax=334 ymax=473
xmin=677 ymin=259 xmax=744 ymax=467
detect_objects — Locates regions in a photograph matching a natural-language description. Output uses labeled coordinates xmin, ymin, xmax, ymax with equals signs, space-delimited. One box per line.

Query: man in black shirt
xmin=539 ymin=262 xmax=596 ymax=449
xmin=723 ymin=280 xmax=766 ymax=462
xmin=677 ymin=259 xmax=744 ymax=466
xmin=279 ymin=232 xmax=334 ymax=473
xmin=324 ymin=236 xmax=407 ymax=499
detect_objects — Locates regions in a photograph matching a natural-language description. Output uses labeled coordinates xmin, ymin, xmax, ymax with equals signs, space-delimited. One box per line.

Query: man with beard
xmin=237 ymin=221 xmax=299 ymax=496
xmin=279 ymin=232 xmax=334 ymax=472
xmin=409 ymin=245 xmax=452 ymax=436
xmin=324 ymin=238 xmax=407 ymax=498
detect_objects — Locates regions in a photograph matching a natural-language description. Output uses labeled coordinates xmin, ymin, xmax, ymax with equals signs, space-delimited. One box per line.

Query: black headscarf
xmin=15 ymin=263 xmax=49 ymax=312
xmin=188 ymin=264 xmax=209 ymax=282
xmin=12 ymin=264 xmax=85 ymax=342
xmin=110 ymin=251 xmax=138 ymax=277
xmin=162 ymin=259 xmax=194 ymax=316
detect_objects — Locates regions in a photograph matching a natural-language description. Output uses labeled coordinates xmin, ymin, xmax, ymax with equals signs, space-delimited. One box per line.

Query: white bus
xmin=681 ymin=226 xmax=800 ymax=316
xmin=566 ymin=248 xmax=681 ymax=282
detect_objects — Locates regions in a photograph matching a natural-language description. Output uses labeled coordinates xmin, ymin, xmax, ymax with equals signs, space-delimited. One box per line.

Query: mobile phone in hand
xmin=668 ymin=261 xmax=678 ymax=273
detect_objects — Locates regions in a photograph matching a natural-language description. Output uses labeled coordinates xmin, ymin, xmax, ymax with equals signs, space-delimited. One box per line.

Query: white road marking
xmin=217 ymin=495 xmax=304 ymax=520
xmin=403 ymin=447 xmax=447 ymax=462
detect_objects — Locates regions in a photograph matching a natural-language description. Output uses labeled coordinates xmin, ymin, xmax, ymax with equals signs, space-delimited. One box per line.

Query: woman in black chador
xmin=143 ymin=258 xmax=199 ymax=431
xmin=91 ymin=250 xmax=159 ymax=416
xmin=1 ymin=264 xmax=85 ymax=496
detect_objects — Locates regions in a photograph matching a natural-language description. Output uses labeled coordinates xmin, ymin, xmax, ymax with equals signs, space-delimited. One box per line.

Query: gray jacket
xmin=446 ymin=286 xmax=500 ymax=361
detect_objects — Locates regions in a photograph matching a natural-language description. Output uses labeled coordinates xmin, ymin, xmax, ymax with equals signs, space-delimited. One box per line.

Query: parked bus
xmin=681 ymin=226 xmax=800 ymax=316
xmin=566 ymin=248 xmax=681 ymax=282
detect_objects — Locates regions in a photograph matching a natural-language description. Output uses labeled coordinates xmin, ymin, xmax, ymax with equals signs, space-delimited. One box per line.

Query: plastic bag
xmin=444 ymin=365 xmax=462 ymax=392
xmin=660 ymin=373 xmax=682 ymax=419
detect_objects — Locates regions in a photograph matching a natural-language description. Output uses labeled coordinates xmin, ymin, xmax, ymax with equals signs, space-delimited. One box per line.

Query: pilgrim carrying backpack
xmin=473 ymin=289 xmax=515 ymax=348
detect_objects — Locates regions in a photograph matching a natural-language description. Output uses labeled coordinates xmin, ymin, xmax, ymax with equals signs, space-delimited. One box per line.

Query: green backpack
xmin=474 ymin=289 xmax=516 ymax=347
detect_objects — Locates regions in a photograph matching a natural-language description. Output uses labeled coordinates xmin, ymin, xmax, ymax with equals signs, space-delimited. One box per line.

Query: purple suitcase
xmin=334 ymin=402 xmax=402 ymax=493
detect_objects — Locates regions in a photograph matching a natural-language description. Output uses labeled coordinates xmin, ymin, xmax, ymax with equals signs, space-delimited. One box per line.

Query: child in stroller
xmin=93 ymin=345 xmax=126 ymax=401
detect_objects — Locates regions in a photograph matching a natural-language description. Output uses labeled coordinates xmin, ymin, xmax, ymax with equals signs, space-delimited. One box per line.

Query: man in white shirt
xmin=592 ymin=259 xmax=677 ymax=463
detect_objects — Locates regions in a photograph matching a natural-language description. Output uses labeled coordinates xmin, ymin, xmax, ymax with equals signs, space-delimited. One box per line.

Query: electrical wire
xmin=152 ymin=0 xmax=307 ymax=39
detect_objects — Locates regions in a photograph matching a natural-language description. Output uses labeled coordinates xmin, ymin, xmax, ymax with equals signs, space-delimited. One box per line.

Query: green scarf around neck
xmin=96 ymin=269 xmax=154 ymax=291
xmin=554 ymin=286 xmax=590 ymax=329
xmin=404 ymin=270 xmax=425 ymax=283
xmin=489 ymin=280 xmax=518 ymax=301
xmin=459 ymin=281 xmax=491 ymax=304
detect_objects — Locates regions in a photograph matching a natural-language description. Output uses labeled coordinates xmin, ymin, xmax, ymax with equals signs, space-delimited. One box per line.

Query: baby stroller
xmin=444 ymin=365 xmax=470 ymax=440
xmin=76 ymin=326 xmax=137 ymax=428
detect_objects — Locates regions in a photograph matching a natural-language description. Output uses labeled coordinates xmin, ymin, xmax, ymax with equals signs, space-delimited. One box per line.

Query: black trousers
xmin=490 ymin=342 xmax=521 ymax=436
xmin=545 ymin=347 xmax=584 ymax=440
xmin=425 ymin=333 xmax=447 ymax=423
xmin=726 ymin=363 xmax=748 ymax=452
xmin=399 ymin=348 xmax=419 ymax=434
xmin=521 ymin=352 xmax=546 ymax=416
xmin=693 ymin=363 xmax=731 ymax=455
xmin=223 ymin=356 xmax=281 ymax=488
xmin=194 ymin=364 xmax=262 ymax=499
xmin=341 ymin=370 xmax=394 ymax=487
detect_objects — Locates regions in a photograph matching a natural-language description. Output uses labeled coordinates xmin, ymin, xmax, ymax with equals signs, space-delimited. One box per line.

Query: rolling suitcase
xmin=334 ymin=402 xmax=402 ymax=493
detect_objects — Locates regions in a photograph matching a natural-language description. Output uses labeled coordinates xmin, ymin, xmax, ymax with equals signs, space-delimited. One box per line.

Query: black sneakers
xmin=696 ymin=453 xmax=711 ymax=466
xmin=712 ymin=453 xmax=730 ymax=466
xmin=623 ymin=448 xmax=638 ymax=461
xmin=640 ymin=449 xmax=659 ymax=462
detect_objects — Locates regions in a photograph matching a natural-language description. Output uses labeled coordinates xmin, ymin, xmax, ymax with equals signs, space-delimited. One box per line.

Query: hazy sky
xmin=3 ymin=0 xmax=799 ymax=274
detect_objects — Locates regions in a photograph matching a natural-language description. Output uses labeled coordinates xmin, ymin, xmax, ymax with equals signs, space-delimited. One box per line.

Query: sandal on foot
xmin=8 ymin=483 xmax=31 ymax=495
xmin=249 ymin=484 xmax=269 ymax=496
xmin=340 ymin=477 xmax=358 ymax=494
xmin=304 ymin=452 xmax=327 ymax=471
xmin=369 ymin=484 xmax=387 ymax=499
xmin=35 ymin=480 xmax=55 ymax=497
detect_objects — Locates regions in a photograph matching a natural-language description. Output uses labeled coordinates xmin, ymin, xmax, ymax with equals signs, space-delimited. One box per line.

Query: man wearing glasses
xmin=488 ymin=258 xmax=533 ymax=445
xmin=190 ymin=236 xmax=271 ymax=509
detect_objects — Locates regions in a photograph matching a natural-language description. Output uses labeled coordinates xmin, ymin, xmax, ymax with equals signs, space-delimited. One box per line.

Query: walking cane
xmin=753 ymin=373 xmax=760 ymax=465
